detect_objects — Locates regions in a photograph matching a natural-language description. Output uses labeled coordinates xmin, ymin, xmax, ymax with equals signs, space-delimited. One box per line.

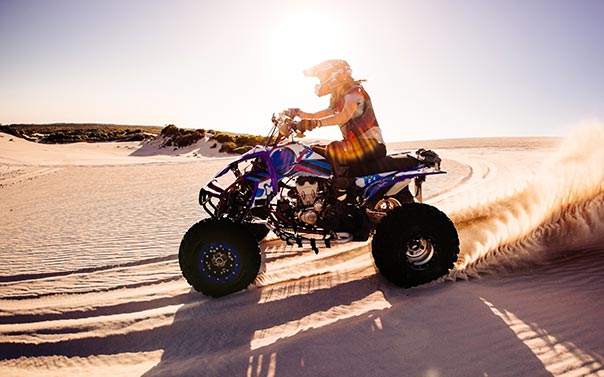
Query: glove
xmin=284 ymin=108 xmax=300 ymax=118
xmin=416 ymin=148 xmax=441 ymax=166
xmin=295 ymin=119 xmax=321 ymax=132
xmin=278 ymin=122 xmax=291 ymax=137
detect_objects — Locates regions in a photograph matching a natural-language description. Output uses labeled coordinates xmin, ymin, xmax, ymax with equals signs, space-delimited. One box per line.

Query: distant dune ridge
xmin=0 ymin=123 xmax=264 ymax=155
xmin=0 ymin=123 xmax=162 ymax=143
xmin=0 ymin=126 xmax=603 ymax=376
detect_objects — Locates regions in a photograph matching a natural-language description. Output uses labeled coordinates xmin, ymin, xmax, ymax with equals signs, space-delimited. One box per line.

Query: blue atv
xmin=179 ymin=113 xmax=459 ymax=297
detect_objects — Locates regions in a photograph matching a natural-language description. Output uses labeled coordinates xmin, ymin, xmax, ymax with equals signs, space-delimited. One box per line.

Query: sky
xmin=1 ymin=0 xmax=603 ymax=142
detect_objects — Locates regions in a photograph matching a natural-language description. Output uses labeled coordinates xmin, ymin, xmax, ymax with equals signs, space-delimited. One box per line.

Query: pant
xmin=326 ymin=137 xmax=386 ymax=178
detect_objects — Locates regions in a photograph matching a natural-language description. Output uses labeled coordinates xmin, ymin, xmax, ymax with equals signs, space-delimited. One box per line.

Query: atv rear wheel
xmin=179 ymin=218 xmax=261 ymax=297
xmin=371 ymin=203 xmax=459 ymax=288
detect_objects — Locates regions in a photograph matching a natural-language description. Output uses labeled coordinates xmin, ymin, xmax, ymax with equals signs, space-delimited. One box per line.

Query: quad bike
xmin=179 ymin=113 xmax=459 ymax=297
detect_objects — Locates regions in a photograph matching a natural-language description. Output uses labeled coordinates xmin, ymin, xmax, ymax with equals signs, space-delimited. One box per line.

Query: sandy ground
xmin=0 ymin=128 xmax=603 ymax=377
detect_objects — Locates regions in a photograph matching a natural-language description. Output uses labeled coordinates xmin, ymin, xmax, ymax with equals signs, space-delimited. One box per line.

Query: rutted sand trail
xmin=1 ymin=130 xmax=602 ymax=376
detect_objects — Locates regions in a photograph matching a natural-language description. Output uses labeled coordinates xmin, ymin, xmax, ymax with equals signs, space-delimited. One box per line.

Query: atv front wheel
xmin=371 ymin=203 xmax=459 ymax=288
xmin=179 ymin=218 xmax=261 ymax=297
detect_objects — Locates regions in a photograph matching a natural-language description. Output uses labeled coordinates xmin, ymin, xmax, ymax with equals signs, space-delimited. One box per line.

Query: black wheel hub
xmin=198 ymin=242 xmax=241 ymax=283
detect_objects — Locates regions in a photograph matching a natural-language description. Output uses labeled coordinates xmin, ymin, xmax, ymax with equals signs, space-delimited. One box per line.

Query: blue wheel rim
xmin=198 ymin=242 xmax=241 ymax=283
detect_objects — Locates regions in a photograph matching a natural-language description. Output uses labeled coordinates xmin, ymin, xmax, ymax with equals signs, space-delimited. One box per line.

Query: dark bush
xmin=174 ymin=133 xmax=204 ymax=148
xmin=0 ymin=125 xmax=22 ymax=138
xmin=158 ymin=125 xmax=207 ymax=148
xmin=213 ymin=133 xmax=234 ymax=143
xmin=125 ymin=133 xmax=146 ymax=141
xmin=233 ymin=145 xmax=253 ymax=154
xmin=161 ymin=124 xmax=179 ymax=137
xmin=219 ymin=141 xmax=237 ymax=153
xmin=234 ymin=135 xmax=254 ymax=147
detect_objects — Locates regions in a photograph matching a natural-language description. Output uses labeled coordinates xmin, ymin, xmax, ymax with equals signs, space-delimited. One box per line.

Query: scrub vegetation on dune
xmin=0 ymin=123 xmax=161 ymax=143
xmin=160 ymin=124 xmax=266 ymax=154
xmin=1 ymin=123 xmax=266 ymax=154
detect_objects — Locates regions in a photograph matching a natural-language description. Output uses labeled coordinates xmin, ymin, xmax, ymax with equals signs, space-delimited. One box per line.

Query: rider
xmin=287 ymin=59 xmax=387 ymax=201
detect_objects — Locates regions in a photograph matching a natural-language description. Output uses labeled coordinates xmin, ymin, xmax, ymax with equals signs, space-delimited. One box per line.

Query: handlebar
xmin=271 ymin=112 xmax=298 ymax=138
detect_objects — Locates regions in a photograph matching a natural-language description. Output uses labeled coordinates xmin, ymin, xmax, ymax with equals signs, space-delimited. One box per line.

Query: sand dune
xmin=0 ymin=128 xmax=602 ymax=376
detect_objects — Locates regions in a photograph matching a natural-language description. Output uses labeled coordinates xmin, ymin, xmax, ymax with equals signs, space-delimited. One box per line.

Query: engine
xmin=294 ymin=177 xmax=325 ymax=225
xmin=275 ymin=177 xmax=328 ymax=227
xmin=275 ymin=176 xmax=368 ymax=237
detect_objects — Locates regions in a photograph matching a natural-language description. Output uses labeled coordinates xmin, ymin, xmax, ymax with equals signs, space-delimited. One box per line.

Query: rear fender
xmin=359 ymin=168 xmax=446 ymax=204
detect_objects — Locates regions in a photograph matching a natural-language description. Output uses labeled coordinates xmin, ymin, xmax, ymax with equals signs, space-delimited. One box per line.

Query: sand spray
xmin=448 ymin=124 xmax=604 ymax=279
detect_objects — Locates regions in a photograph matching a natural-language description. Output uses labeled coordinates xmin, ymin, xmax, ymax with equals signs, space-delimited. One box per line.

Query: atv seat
xmin=310 ymin=145 xmax=428 ymax=177
xmin=347 ymin=154 xmax=422 ymax=177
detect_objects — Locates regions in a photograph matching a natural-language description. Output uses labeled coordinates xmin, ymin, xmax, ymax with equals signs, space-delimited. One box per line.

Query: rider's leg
xmin=326 ymin=138 xmax=387 ymax=200
xmin=326 ymin=140 xmax=355 ymax=201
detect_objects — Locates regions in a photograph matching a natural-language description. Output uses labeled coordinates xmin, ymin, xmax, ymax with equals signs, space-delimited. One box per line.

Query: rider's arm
xmin=298 ymin=108 xmax=334 ymax=119
xmin=298 ymin=91 xmax=362 ymax=130
xmin=316 ymin=98 xmax=358 ymax=126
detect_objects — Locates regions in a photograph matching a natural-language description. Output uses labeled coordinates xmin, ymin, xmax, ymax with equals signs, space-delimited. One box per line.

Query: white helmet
xmin=304 ymin=59 xmax=352 ymax=97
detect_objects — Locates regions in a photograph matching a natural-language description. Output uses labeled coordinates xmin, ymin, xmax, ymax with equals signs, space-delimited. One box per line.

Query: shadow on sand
xmin=142 ymin=275 xmax=557 ymax=377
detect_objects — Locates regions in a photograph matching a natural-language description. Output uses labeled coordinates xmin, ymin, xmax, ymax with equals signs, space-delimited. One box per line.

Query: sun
xmin=269 ymin=9 xmax=347 ymax=73
xmin=262 ymin=7 xmax=354 ymax=140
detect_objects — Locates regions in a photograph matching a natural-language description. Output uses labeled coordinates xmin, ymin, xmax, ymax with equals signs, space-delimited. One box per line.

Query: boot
xmin=332 ymin=177 xmax=355 ymax=202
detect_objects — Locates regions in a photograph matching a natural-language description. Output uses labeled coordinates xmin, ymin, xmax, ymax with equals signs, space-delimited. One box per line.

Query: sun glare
xmin=261 ymin=7 xmax=358 ymax=140
xmin=270 ymin=9 xmax=344 ymax=71
xmin=265 ymin=7 xmax=351 ymax=137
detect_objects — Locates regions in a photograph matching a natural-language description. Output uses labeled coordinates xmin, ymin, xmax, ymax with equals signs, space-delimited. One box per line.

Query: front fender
xmin=199 ymin=149 xmax=278 ymax=218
